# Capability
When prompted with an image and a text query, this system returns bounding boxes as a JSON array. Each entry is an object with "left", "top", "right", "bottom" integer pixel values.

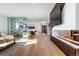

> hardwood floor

[{"left": 12, "top": 33, "right": 65, "bottom": 56}]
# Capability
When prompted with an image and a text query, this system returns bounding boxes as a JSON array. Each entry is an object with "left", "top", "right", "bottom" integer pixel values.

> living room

[
  {"left": 1, "top": 3, "right": 79, "bottom": 56},
  {"left": 0, "top": 3, "right": 56, "bottom": 56}
]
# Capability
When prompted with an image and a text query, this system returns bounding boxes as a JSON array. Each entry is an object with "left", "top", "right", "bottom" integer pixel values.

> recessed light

[{"left": 34, "top": 12, "right": 38, "bottom": 15}]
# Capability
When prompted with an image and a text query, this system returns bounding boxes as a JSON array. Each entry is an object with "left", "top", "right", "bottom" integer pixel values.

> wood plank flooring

[{"left": 12, "top": 33, "right": 65, "bottom": 56}]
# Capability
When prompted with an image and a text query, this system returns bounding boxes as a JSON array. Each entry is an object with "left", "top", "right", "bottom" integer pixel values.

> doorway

[{"left": 41, "top": 25, "right": 47, "bottom": 34}]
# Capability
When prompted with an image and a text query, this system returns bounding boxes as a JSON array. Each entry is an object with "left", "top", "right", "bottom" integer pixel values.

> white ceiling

[{"left": 0, "top": 3, "right": 55, "bottom": 21}]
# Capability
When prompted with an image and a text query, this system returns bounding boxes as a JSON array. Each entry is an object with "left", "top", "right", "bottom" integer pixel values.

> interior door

[{"left": 41, "top": 25, "right": 47, "bottom": 34}]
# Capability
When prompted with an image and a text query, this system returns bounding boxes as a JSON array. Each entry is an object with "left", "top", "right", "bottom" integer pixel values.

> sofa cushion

[
  {"left": 0, "top": 32, "right": 6, "bottom": 37},
  {"left": 0, "top": 37, "right": 5, "bottom": 44},
  {"left": 4, "top": 35, "right": 14, "bottom": 40},
  {"left": 0, "top": 35, "right": 15, "bottom": 44}
]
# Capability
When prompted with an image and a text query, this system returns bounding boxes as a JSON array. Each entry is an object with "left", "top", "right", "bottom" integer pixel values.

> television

[
  {"left": 28, "top": 26, "right": 35, "bottom": 29},
  {"left": 50, "top": 3, "right": 65, "bottom": 26}
]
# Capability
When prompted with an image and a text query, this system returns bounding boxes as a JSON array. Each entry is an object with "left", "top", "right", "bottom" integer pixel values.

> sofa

[{"left": 0, "top": 32, "right": 15, "bottom": 51}]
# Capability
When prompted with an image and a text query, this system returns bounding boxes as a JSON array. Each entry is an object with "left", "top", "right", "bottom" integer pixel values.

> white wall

[
  {"left": 26, "top": 20, "right": 42, "bottom": 33},
  {"left": 52, "top": 3, "right": 76, "bottom": 36},
  {"left": 52, "top": 3, "right": 76, "bottom": 30},
  {"left": 76, "top": 3, "right": 79, "bottom": 29},
  {"left": 0, "top": 15, "right": 7, "bottom": 34},
  {"left": 27, "top": 20, "right": 49, "bottom": 34},
  {"left": 30, "top": 21, "right": 41, "bottom": 33}
]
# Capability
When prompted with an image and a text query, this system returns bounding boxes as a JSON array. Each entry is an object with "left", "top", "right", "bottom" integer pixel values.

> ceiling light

[{"left": 34, "top": 12, "right": 38, "bottom": 15}]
